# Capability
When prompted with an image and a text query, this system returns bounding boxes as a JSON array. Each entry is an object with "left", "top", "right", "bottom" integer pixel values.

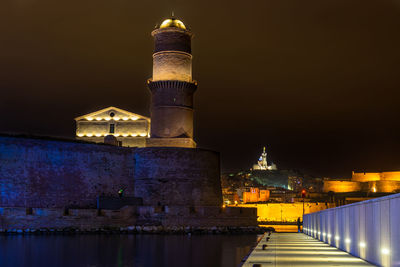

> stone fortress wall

[
  {"left": 323, "top": 181, "right": 362, "bottom": 193},
  {"left": 134, "top": 147, "right": 222, "bottom": 206},
  {"left": 0, "top": 135, "right": 223, "bottom": 209},
  {"left": 323, "top": 171, "right": 400, "bottom": 193},
  {"left": 0, "top": 135, "right": 135, "bottom": 208},
  {"left": 0, "top": 205, "right": 256, "bottom": 230},
  {"left": 0, "top": 135, "right": 257, "bottom": 228}
]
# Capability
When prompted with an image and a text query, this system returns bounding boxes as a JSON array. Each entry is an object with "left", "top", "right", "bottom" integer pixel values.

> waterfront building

[{"left": 75, "top": 106, "right": 150, "bottom": 147}]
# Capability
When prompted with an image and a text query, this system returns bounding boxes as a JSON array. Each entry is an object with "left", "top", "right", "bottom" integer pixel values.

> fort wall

[
  {"left": 380, "top": 171, "right": 400, "bottom": 181},
  {"left": 373, "top": 181, "right": 400, "bottom": 193},
  {"left": 351, "top": 172, "right": 381, "bottom": 182},
  {"left": 0, "top": 136, "right": 135, "bottom": 209},
  {"left": 323, "top": 181, "right": 361, "bottom": 193},
  {"left": 0, "top": 135, "right": 256, "bottom": 227},
  {"left": 322, "top": 171, "right": 400, "bottom": 194},
  {"left": 237, "top": 202, "right": 334, "bottom": 222},
  {"left": 134, "top": 147, "right": 222, "bottom": 206},
  {"left": 0, "top": 206, "right": 256, "bottom": 230}
]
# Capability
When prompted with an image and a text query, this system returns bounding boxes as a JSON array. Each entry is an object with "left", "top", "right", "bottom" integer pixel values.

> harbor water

[{"left": 0, "top": 234, "right": 258, "bottom": 267}]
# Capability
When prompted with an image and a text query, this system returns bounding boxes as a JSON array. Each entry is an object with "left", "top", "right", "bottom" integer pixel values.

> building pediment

[{"left": 75, "top": 107, "right": 150, "bottom": 122}]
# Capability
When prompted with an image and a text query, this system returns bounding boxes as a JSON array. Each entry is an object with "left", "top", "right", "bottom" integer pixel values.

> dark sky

[{"left": 1, "top": 0, "right": 400, "bottom": 177}]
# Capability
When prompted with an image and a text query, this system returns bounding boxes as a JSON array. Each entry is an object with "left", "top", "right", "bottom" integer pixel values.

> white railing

[{"left": 303, "top": 193, "right": 400, "bottom": 267}]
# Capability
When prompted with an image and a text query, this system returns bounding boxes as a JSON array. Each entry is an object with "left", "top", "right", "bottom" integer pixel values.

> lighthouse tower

[{"left": 146, "top": 17, "right": 197, "bottom": 148}]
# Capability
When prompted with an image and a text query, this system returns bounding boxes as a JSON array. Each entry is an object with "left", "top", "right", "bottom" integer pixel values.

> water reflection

[{"left": 0, "top": 234, "right": 257, "bottom": 267}]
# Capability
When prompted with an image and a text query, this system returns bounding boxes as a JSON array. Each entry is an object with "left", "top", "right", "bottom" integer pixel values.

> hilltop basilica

[{"left": 252, "top": 147, "right": 277, "bottom": 171}]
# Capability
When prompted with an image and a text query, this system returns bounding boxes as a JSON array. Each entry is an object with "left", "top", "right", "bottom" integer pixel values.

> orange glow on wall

[{"left": 235, "top": 202, "right": 333, "bottom": 222}]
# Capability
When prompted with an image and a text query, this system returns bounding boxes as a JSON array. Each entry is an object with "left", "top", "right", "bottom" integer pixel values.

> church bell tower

[{"left": 146, "top": 17, "right": 197, "bottom": 148}]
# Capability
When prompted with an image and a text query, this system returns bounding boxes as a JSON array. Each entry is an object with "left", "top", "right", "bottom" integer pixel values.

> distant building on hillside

[
  {"left": 252, "top": 147, "right": 277, "bottom": 171},
  {"left": 75, "top": 106, "right": 150, "bottom": 147}
]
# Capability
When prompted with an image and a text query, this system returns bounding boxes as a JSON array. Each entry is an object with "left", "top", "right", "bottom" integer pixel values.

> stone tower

[{"left": 146, "top": 18, "right": 197, "bottom": 148}]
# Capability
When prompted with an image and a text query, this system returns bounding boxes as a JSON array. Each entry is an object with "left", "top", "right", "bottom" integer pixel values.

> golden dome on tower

[{"left": 159, "top": 18, "right": 186, "bottom": 30}]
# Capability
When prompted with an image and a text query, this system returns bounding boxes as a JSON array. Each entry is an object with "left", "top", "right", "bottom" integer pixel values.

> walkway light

[
  {"left": 335, "top": 236, "right": 340, "bottom": 240},
  {"left": 359, "top": 242, "right": 366, "bottom": 248},
  {"left": 328, "top": 234, "right": 332, "bottom": 238},
  {"left": 381, "top": 248, "right": 390, "bottom": 255},
  {"left": 345, "top": 238, "right": 351, "bottom": 244}
]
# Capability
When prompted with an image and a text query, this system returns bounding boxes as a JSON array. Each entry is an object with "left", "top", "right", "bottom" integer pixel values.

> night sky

[{"left": 1, "top": 0, "right": 400, "bottom": 177}]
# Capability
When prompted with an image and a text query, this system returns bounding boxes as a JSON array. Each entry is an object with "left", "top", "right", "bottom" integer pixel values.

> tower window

[
  {"left": 109, "top": 112, "right": 115, "bottom": 117},
  {"left": 109, "top": 124, "right": 115, "bottom": 134}
]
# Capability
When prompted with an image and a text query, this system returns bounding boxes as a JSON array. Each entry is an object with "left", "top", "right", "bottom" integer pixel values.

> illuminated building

[
  {"left": 242, "top": 187, "right": 270, "bottom": 203},
  {"left": 323, "top": 171, "right": 400, "bottom": 193},
  {"left": 75, "top": 106, "right": 150, "bottom": 147},
  {"left": 252, "top": 147, "right": 277, "bottom": 170},
  {"left": 146, "top": 17, "right": 198, "bottom": 148},
  {"left": 288, "top": 176, "right": 303, "bottom": 192}
]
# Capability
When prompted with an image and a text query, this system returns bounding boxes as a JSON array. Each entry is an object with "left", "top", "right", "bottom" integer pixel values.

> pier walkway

[{"left": 242, "top": 233, "right": 375, "bottom": 267}]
